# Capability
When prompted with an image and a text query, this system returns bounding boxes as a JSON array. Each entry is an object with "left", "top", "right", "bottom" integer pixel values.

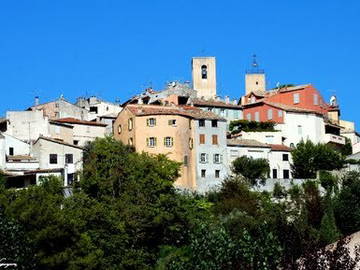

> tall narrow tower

[
  {"left": 245, "top": 55, "right": 266, "bottom": 95},
  {"left": 192, "top": 57, "right": 217, "bottom": 99}
]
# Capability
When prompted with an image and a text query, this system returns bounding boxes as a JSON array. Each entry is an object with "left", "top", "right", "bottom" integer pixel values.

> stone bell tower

[{"left": 192, "top": 57, "right": 217, "bottom": 100}]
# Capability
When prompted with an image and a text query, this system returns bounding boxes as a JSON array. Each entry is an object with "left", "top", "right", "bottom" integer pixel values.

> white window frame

[
  {"left": 200, "top": 153, "right": 208, "bottom": 163},
  {"left": 278, "top": 110, "right": 283, "bottom": 117},
  {"left": 146, "top": 137, "right": 157, "bottom": 148},
  {"left": 247, "top": 113, "right": 251, "bottom": 121},
  {"left": 213, "top": 154, "right": 222, "bottom": 164},
  {"left": 293, "top": 93, "right": 300, "bottom": 104},
  {"left": 255, "top": 111, "right": 260, "bottom": 122},
  {"left": 164, "top": 137, "right": 174, "bottom": 147},
  {"left": 267, "top": 109, "right": 273, "bottom": 120},
  {"left": 313, "top": 94, "right": 319, "bottom": 105},
  {"left": 147, "top": 118, "right": 156, "bottom": 127}
]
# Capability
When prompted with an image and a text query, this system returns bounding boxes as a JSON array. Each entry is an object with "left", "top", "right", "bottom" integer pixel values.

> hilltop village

[{"left": 1, "top": 56, "right": 359, "bottom": 192}]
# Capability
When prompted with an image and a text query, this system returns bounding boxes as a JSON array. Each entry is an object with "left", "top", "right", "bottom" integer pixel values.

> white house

[
  {"left": 226, "top": 138, "right": 293, "bottom": 179},
  {"left": 194, "top": 118, "right": 228, "bottom": 193},
  {"left": 75, "top": 96, "right": 122, "bottom": 121},
  {"left": 32, "top": 136, "right": 83, "bottom": 186},
  {"left": 4, "top": 110, "right": 50, "bottom": 142},
  {"left": 51, "top": 118, "right": 107, "bottom": 146}
]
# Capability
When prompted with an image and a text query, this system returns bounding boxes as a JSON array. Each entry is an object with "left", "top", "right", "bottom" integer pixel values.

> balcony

[{"left": 324, "top": 133, "right": 345, "bottom": 145}]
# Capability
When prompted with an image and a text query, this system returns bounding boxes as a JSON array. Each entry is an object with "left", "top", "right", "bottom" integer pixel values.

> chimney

[
  {"left": 34, "top": 96, "right": 39, "bottom": 106},
  {"left": 225, "top": 96, "right": 230, "bottom": 104}
]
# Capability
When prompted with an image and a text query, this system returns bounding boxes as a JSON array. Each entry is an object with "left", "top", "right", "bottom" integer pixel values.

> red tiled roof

[
  {"left": 191, "top": 98, "right": 242, "bottom": 109},
  {"left": 54, "top": 118, "right": 107, "bottom": 127},
  {"left": 265, "top": 101, "right": 324, "bottom": 115},
  {"left": 268, "top": 144, "right": 292, "bottom": 152},
  {"left": 126, "top": 105, "right": 226, "bottom": 121},
  {"left": 35, "top": 136, "right": 84, "bottom": 150},
  {"left": 227, "top": 138, "right": 271, "bottom": 148}
]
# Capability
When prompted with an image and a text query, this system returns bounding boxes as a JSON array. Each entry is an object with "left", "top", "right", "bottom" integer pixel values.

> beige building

[
  {"left": 52, "top": 118, "right": 107, "bottom": 146},
  {"left": 114, "top": 104, "right": 226, "bottom": 190},
  {"left": 28, "top": 96, "right": 88, "bottom": 120},
  {"left": 192, "top": 57, "right": 217, "bottom": 100},
  {"left": 49, "top": 121, "right": 74, "bottom": 144}
]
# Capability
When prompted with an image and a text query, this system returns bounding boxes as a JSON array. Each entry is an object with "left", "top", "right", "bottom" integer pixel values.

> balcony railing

[{"left": 324, "top": 133, "right": 345, "bottom": 145}]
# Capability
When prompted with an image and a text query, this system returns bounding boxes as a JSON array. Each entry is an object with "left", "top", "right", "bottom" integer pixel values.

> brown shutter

[
  {"left": 212, "top": 135, "right": 218, "bottom": 145},
  {"left": 199, "top": 134, "right": 205, "bottom": 144}
]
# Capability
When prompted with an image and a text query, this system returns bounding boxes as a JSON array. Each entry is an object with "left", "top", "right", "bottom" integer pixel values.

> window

[
  {"left": 184, "top": 155, "right": 188, "bottom": 166},
  {"left": 128, "top": 138, "right": 133, "bottom": 146},
  {"left": 278, "top": 110, "right": 283, "bottom": 117},
  {"left": 212, "top": 135, "right": 218, "bottom": 145},
  {"left": 55, "top": 102, "right": 59, "bottom": 108},
  {"left": 215, "top": 170, "right": 220, "bottom": 178},
  {"left": 199, "top": 119, "right": 205, "bottom": 127},
  {"left": 211, "top": 120, "right": 218, "bottom": 127},
  {"left": 199, "top": 134, "right": 205, "bottom": 144},
  {"left": 234, "top": 110, "right": 239, "bottom": 119},
  {"left": 255, "top": 111, "right": 260, "bottom": 122},
  {"left": 230, "top": 150, "right": 238, "bottom": 157},
  {"left": 290, "top": 143, "right": 295, "bottom": 149},
  {"left": 247, "top": 113, "right": 251, "bottom": 121},
  {"left": 201, "top": 65, "right": 207, "bottom": 79},
  {"left": 65, "top": 154, "right": 73, "bottom": 164},
  {"left": 164, "top": 137, "right": 174, "bottom": 147},
  {"left": 220, "top": 109, "right": 225, "bottom": 116},
  {"left": 118, "top": 125, "right": 122, "bottom": 134},
  {"left": 86, "top": 126, "right": 90, "bottom": 133},
  {"left": 128, "top": 118, "right": 133, "bottom": 131},
  {"left": 73, "top": 140, "right": 79, "bottom": 145},
  {"left": 251, "top": 96, "right": 256, "bottom": 103},
  {"left": 146, "top": 137, "right": 157, "bottom": 147},
  {"left": 272, "top": 169, "right": 277, "bottom": 179},
  {"left": 293, "top": 93, "right": 300, "bottom": 104},
  {"left": 89, "top": 106, "right": 98, "bottom": 113},
  {"left": 147, "top": 118, "right": 156, "bottom": 127},
  {"left": 67, "top": 173, "right": 75, "bottom": 185},
  {"left": 49, "top": 154, "right": 58, "bottom": 164},
  {"left": 265, "top": 135, "right": 274, "bottom": 144},
  {"left": 55, "top": 126, "right": 60, "bottom": 134},
  {"left": 189, "top": 138, "right": 194, "bottom": 149},
  {"left": 168, "top": 119, "right": 176, "bottom": 126},
  {"left": 267, "top": 109, "right": 273, "bottom": 120},
  {"left": 298, "top": 125, "right": 303, "bottom": 136},
  {"left": 200, "top": 153, "right": 208, "bottom": 163},
  {"left": 9, "top": 147, "right": 14, "bottom": 156},
  {"left": 282, "top": 154, "right": 289, "bottom": 161},
  {"left": 213, "top": 154, "right": 222, "bottom": 164},
  {"left": 201, "top": 169, "right": 206, "bottom": 178},
  {"left": 283, "top": 169, "right": 290, "bottom": 179},
  {"left": 313, "top": 94, "right": 319, "bottom": 105}
]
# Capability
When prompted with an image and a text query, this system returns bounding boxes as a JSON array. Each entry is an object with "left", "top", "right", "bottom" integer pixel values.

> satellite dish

[{"left": 330, "top": 95, "right": 337, "bottom": 106}]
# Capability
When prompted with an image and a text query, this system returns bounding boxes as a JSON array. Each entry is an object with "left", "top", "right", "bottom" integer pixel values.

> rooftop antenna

[
  {"left": 252, "top": 54, "right": 258, "bottom": 68},
  {"left": 246, "top": 54, "right": 264, "bottom": 74}
]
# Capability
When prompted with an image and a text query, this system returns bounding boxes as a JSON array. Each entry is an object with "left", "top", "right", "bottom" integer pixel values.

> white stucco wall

[
  {"left": 279, "top": 112, "right": 326, "bottom": 147},
  {"left": 32, "top": 138, "right": 83, "bottom": 171},
  {"left": 6, "top": 111, "right": 50, "bottom": 141},
  {"left": 71, "top": 124, "right": 106, "bottom": 146},
  {"left": 194, "top": 119, "right": 228, "bottom": 193},
  {"left": 227, "top": 145, "right": 271, "bottom": 168},
  {"left": 268, "top": 150, "right": 292, "bottom": 179},
  {"left": 240, "top": 131, "right": 283, "bottom": 145}
]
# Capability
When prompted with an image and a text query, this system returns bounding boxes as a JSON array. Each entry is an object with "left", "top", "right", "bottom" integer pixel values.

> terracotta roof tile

[
  {"left": 227, "top": 138, "right": 271, "bottom": 148},
  {"left": 35, "top": 136, "right": 84, "bottom": 150},
  {"left": 126, "top": 105, "right": 226, "bottom": 121},
  {"left": 268, "top": 144, "right": 292, "bottom": 152},
  {"left": 54, "top": 118, "right": 107, "bottom": 127},
  {"left": 191, "top": 98, "right": 242, "bottom": 109}
]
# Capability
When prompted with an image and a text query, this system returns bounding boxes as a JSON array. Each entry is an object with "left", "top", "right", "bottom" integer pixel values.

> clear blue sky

[{"left": 1, "top": 0, "right": 359, "bottom": 128}]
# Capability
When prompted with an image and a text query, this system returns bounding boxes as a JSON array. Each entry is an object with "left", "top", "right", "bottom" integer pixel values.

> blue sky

[{"left": 0, "top": 0, "right": 359, "bottom": 127}]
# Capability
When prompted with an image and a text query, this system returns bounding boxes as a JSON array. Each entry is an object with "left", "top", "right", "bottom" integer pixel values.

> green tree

[
  {"left": 291, "top": 140, "right": 345, "bottom": 179},
  {"left": 334, "top": 171, "right": 360, "bottom": 235},
  {"left": 232, "top": 156, "right": 270, "bottom": 186}
]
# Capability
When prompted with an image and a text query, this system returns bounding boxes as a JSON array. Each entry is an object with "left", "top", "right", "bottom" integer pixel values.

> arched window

[{"left": 201, "top": 65, "right": 207, "bottom": 79}]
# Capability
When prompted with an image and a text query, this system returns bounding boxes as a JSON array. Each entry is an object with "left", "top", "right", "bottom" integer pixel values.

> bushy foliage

[
  {"left": 229, "top": 119, "right": 276, "bottom": 133},
  {"left": 1, "top": 137, "right": 359, "bottom": 269},
  {"left": 291, "top": 140, "right": 345, "bottom": 178},
  {"left": 232, "top": 156, "right": 270, "bottom": 185}
]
